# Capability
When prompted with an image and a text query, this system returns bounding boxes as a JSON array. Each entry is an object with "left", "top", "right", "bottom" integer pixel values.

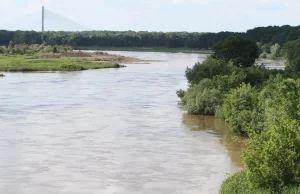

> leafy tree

[
  {"left": 268, "top": 43, "right": 281, "bottom": 59},
  {"left": 212, "top": 36, "right": 259, "bottom": 68},
  {"left": 181, "top": 72, "right": 246, "bottom": 116},
  {"left": 282, "top": 39, "right": 300, "bottom": 72},
  {"left": 0, "top": 46, "right": 6, "bottom": 54},
  {"left": 243, "top": 118, "right": 300, "bottom": 191},
  {"left": 223, "top": 83, "right": 258, "bottom": 135},
  {"left": 182, "top": 79, "right": 221, "bottom": 115},
  {"left": 185, "top": 57, "right": 235, "bottom": 85},
  {"left": 259, "top": 52, "right": 267, "bottom": 59}
]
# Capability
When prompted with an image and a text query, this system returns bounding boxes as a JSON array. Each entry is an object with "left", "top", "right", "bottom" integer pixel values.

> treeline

[
  {"left": 0, "top": 24, "right": 299, "bottom": 49},
  {"left": 178, "top": 36, "right": 300, "bottom": 193},
  {"left": 0, "top": 41, "right": 72, "bottom": 55}
]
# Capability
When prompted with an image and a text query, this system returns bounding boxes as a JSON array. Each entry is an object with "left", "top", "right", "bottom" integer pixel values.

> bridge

[{"left": 1, "top": 7, "right": 89, "bottom": 32}]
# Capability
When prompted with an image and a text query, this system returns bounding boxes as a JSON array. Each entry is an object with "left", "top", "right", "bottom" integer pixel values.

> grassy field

[
  {"left": 0, "top": 54, "right": 124, "bottom": 72},
  {"left": 220, "top": 171, "right": 300, "bottom": 194},
  {"left": 76, "top": 46, "right": 213, "bottom": 54}
]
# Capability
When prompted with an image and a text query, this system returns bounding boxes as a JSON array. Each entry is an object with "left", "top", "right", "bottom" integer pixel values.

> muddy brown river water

[{"left": 0, "top": 51, "right": 246, "bottom": 194}]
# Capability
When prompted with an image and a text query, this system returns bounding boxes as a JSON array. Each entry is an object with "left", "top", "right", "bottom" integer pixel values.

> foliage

[
  {"left": 259, "top": 52, "right": 267, "bottom": 59},
  {"left": 182, "top": 79, "right": 221, "bottom": 115},
  {"left": 185, "top": 57, "right": 235, "bottom": 85},
  {"left": 243, "top": 119, "right": 300, "bottom": 191},
  {"left": 1, "top": 25, "right": 300, "bottom": 50},
  {"left": 268, "top": 43, "right": 281, "bottom": 59},
  {"left": 1, "top": 42, "right": 72, "bottom": 55},
  {"left": 282, "top": 39, "right": 300, "bottom": 72},
  {"left": 222, "top": 83, "right": 258, "bottom": 136},
  {"left": 243, "top": 65, "right": 283, "bottom": 86},
  {"left": 0, "top": 54, "right": 124, "bottom": 72},
  {"left": 220, "top": 171, "right": 300, "bottom": 194},
  {"left": 176, "top": 89, "right": 186, "bottom": 99},
  {"left": 182, "top": 71, "right": 246, "bottom": 115},
  {"left": 212, "top": 36, "right": 259, "bottom": 67}
]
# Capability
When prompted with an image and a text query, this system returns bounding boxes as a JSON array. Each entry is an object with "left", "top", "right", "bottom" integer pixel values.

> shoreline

[{"left": 76, "top": 46, "right": 213, "bottom": 54}]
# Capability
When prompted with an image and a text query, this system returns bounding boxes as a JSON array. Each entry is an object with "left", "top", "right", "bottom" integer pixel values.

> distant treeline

[{"left": 0, "top": 25, "right": 300, "bottom": 49}]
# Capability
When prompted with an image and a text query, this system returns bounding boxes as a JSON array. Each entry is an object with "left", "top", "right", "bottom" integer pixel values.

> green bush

[
  {"left": 223, "top": 83, "right": 258, "bottom": 136},
  {"left": 282, "top": 39, "right": 300, "bottom": 72},
  {"left": 212, "top": 71, "right": 246, "bottom": 93},
  {"left": 185, "top": 57, "right": 234, "bottom": 85},
  {"left": 181, "top": 71, "right": 246, "bottom": 116},
  {"left": 259, "top": 52, "right": 268, "bottom": 59},
  {"left": 60, "top": 64, "right": 84, "bottom": 71},
  {"left": 182, "top": 79, "right": 221, "bottom": 115},
  {"left": 220, "top": 171, "right": 300, "bottom": 194},
  {"left": 243, "top": 119, "right": 300, "bottom": 191}
]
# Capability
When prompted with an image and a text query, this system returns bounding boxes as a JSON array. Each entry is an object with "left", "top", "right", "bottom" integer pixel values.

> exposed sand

[{"left": 40, "top": 51, "right": 163, "bottom": 64}]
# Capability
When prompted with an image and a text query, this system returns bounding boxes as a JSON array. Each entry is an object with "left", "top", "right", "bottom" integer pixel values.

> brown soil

[
  {"left": 61, "top": 51, "right": 92, "bottom": 57},
  {"left": 39, "top": 51, "right": 163, "bottom": 64}
]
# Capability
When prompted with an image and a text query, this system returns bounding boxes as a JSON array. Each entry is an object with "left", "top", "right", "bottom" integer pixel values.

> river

[{"left": 0, "top": 51, "right": 244, "bottom": 194}]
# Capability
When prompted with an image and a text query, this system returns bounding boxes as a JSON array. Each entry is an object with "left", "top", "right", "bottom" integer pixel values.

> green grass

[
  {"left": 0, "top": 54, "right": 124, "bottom": 72},
  {"left": 220, "top": 171, "right": 300, "bottom": 194},
  {"left": 76, "top": 46, "right": 213, "bottom": 54}
]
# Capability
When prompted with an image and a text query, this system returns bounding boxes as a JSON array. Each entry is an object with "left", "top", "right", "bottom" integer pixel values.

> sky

[{"left": 0, "top": 0, "right": 299, "bottom": 32}]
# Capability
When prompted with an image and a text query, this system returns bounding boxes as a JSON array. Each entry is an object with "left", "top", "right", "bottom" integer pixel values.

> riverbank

[{"left": 76, "top": 46, "right": 213, "bottom": 54}]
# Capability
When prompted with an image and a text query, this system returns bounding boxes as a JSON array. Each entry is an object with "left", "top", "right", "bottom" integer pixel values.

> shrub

[
  {"left": 220, "top": 171, "right": 300, "bottom": 194},
  {"left": 282, "top": 39, "right": 300, "bottom": 72},
  {"left": 60, "top": 64, "right": 84, "bottom": 71},
  {"left": 212, "top": 71, "right": 246, "bottom": 93},
  {"left": 243, "top": 119, "right": 300, "bottom": 191},
  {"left": 182, "top": 79, "right": 221, "bottom": 115},
  {"left": 185, "top": 57, "right": 233, "bottom": 85},
  {"left": 259, "top": 52, "right": 268, "bottom": 59},
  {"left": 223, "top": 83, "right": 258, "bottom": 135},
  {"left": 176, "top": 89, "right": 185, "bottom": 99}
]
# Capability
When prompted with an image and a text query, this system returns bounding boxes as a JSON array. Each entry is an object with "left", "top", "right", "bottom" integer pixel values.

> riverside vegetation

[
  {"left": 1, "top": 25, "right": 300, "bottom": 51},
  {"left": 177, "top": 36, "right": 300, "bottom": 193},
  {"left": 0, "top": 42, "right": 124, "bottom": 72}
]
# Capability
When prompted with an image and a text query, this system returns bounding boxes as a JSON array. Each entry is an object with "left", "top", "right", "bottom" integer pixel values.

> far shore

[{"left": 76, "top": 46, "right": 214, "bottom": 54}]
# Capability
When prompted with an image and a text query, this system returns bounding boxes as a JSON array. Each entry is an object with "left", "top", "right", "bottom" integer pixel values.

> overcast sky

[{"left": 0, "top": 0, "right": 299, "bottom": 32}]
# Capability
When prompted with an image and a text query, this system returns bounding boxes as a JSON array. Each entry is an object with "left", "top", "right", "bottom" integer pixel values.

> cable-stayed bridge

[{"left": 1, "top": 7, "right": 89, "bottom": 31}]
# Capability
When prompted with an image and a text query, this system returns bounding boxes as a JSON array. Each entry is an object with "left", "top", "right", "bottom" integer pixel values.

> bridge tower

[{"left": 42, "top": 6, "right": 45, "bottom": 32}]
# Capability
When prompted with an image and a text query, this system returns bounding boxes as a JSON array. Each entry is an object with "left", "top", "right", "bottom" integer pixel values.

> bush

[
  {"left": 243, "top": 119, "right": 300, "bottom": 191},
  {"left": 282, "top": 39, "right": 300, "bottom": 72},
  {"left": 0, "top": 46, "right": 6, "bottom": 54},
  {"left": 223, "top": 83, "right": 258, "bottom": 136},
  {"left": 182, "top": 79, "right": 221, "bottom": 115},
  {"left": 259, "top": 52, "right": 268, "bottom": 59},
  {"left": 176, "top": 89, "right": 185, "bottom": 99},
  {"left": 185, "top": 57, "right": 233, "bottom": 85},
  {"left": 220, "top": 171, "right": 300, "bottom": 194},
  {"left": 60, "top": 64, "right": 84, "bottom": 71}
]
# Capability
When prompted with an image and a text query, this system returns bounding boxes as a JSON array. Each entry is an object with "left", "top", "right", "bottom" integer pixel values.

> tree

[
  {"left": 268, "top": 43, "right": 281, "bottom": 59},
  {"left": 222, "top": 83, "right": 258, "bottom": 135},
  {"left": 243, "top": 119, "right": 300, "bottom": 191},
  {"left": 185, "top": 57, "right": 234, "bottom": 85},
  {"left": 182, "top": 78, "right": 221, "bottom": 115},
  {"left": 8, "top": 40, "right": 15, "bottom": 53},
  {"left": 0, "top": 46, "right": 6, "bottom": 54},
  {"left": 282, "top": 39, "right": 300, "bottom": 72},
  {"left": 212, "top": 36, "right": 259, "bottom": 67}
]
